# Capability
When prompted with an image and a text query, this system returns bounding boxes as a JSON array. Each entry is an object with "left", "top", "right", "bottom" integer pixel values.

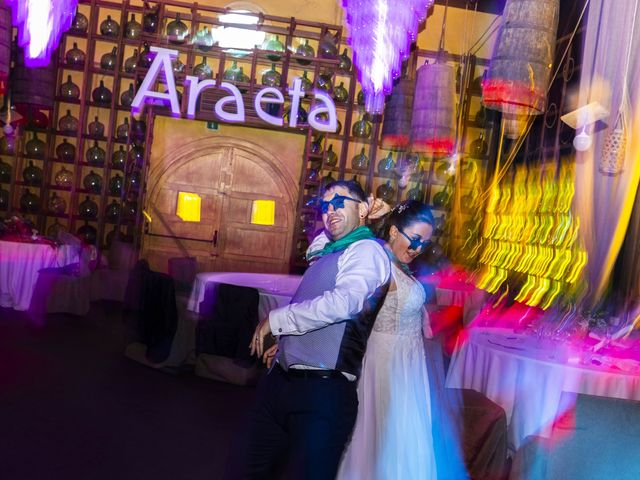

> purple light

[
  {"left": 8, "top": 0, "right": 77, "bottom": 67},
  {"left": 342, "top": 0, "right": 433, "bottom": 113}
]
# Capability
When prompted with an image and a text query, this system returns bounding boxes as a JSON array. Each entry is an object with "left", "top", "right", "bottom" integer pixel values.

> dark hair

[
  {"left": 376, "top": 200, "right": 435, "bottom": 240},
  {"left": 324, "top": 180, "right": 367, "bottom": 202}
]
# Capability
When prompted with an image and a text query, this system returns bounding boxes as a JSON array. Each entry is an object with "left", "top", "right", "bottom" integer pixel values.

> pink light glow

[
  {"left": 342, "top": 0, "right": 433, "bottom": 113},
  {"left": 8, "top": 0, "right": 77, "bottom": 67}
]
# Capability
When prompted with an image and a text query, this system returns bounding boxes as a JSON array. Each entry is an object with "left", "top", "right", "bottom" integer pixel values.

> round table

[
  {"left": 187, "top": 272, "right": 303, "bottom": 320},
  {"left": 0, "top": 240, "right": 79, "bottom": 311},
  {"left": 445, "top": 327, "right": 640, "bottom": 450}
]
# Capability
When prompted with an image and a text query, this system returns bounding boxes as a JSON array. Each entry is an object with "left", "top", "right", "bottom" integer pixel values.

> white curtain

[{"left": 573, "top": 0, "right": 640, "bottom": 306}]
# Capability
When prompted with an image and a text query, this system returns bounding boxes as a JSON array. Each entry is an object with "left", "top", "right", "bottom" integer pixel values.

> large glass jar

[
  {"left": 65, "top": 42, "right": 85, "bottom": 66},
  {"left": 351, "top": 148, "right": 369, "bottom": 170},
  {"left": 60, "top": 75, "right": 80, "bottom": 99},
  {"left": 139, "top": 42, "right": 154, "bottom": 68},
  {"left": 56, "top": 138, "right": 76, "bottom": 163},
  {"left": 124, "top": 49, "right": 138, "bottom": 73},
  {"left": 124, "top": 13, "right": 142, "bottom": 40},
  {"left": 77, "top": 222, "right": 97, "bottom": 245},
  {"left": 70, "top": 10, "right": 88, "bottom": 34},
  {"left": 100, "top": 47, "right": 118, "bottom": 71},
  {"left": 143, "top": 5, "right": 159, "bottom": 33},
  {"left": 376, "top": 180, "right": 396, "bottom": 204},
  {"left": 78, "top": 196, "right": 98, "bottom": 219},
  {"left": 377, "top": 152, "right": 396, "bottom": 175},
  {"left": 100, "top": 15, "right": 120, "bottom": 37},
  {"left": 333, "top": 82, "right": 349, "bottom": 103},
  {"left": 166, "top": 13, "right": 188, "bottom": 44},
  {"left": 58, "top": 109, "right": 79, "bottom": 134},
  {"left": 0, "top": 185, "right": 8, "bottom": 210},
  {"left": 25, "top": 133, "right": 46, "bottom": 158},
  {"left": 22, "top": 161, "right": 43, "bottom": 185},
  {"left": 261, "top": 63, "right": 281, "bottom": 87},
  {"left": 0, "top": 158, "right": 11, "bottom": 182},
  {"left": 20, "top": 189, "right": 40, "bottom": 213},
  {"left": 111, "top": 146, "right": 126, "bottom": 170},
  {"left": 47, "top": 218, "right": 67, "bottom": 239},
  {"left": 195, "top": 26, "right": 214, "bottom": 52},
  {"left": 129, "top": 145, "right": 144, "bottom": 168},
  {"left": 54, "top": 166, "right": 73, "bottom": 188},
  {"left": 48, "top": 192, "right": 67, "bottom": 214},
  {"left": 193, "top": 57, "right": 213, "bottom": 80},
  {"left": 338, "top": 48, "right": 352, "bottom": 73},
  {"left": 109, "top": 173, "right": 124, "bottom": 196},
  {"left": 318, "top": 32, "right": 338, "bottom": 59},
  {"left": 120, "top": 84, "right": 135, "bottom": 108},
  {"left": 116, "top": 118, "right": 130, "bottom": 141},
  {"left": 262, "top": 35, "right": 285, "bottom": 61},
  {"left": 83, "top": 170, "right": 103, "bottom": 194},
  {"left": 325, "top": 145, "right": 338, "bottom": 167},
  {"left": 105, "top": 200, "right": 122, "bottom": 221},
  {"left": 296, "top": 39, "right": 315, "bottom": 65},
  {"left": 352, "top": 114, "right": 372, "bottom": 139},
  {"left": 86, "top": 141, "right": 106, "bottom": 166},
  {"left": 87, "top": 116, "right": 105, "bottom": 138},
  {"left": 92, "top": 80, "right": 112, "bottom": 105}
]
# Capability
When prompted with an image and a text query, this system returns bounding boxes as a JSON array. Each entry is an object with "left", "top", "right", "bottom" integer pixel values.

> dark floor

[{"left": 0, "top": 302, "right": 256, "bottom": 480}]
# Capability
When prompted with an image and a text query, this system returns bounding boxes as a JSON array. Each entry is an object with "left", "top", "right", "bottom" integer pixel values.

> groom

[{"left": 243, "top": 180, "right": 390, "bottom": 479}]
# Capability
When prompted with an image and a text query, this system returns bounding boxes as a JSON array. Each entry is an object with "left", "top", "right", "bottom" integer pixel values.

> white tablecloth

[
  {"left": 0, "top": 240, "right": 79, "bottom": 311},
  {"left": 446, "top": 327, "right": 640, "bottom": 450},
  {"left": 187, "top": 272, "right": 302, "bottom": 319}
]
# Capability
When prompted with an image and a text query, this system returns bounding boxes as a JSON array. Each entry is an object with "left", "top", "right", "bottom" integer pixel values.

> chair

[
  {"left": 30, "top": 245, "right": 93, "bottom": 316},
  {"left": 194, "top": 282, "right": 262, "bottom": 386},
  {"left": 510, "top": 393, "right": 640, "bottom": 480},
  {"left": 168, "top": 256, "right": 197, "bottom": 294},
  {"left": 436, "top": 388, "right": 509, "bottom": 480},
  {"left": 123, "top": 260, "right": 180, "bottom": 365},
  {"left": 90, "top": 239, "right": 137, "bottom": 302}
]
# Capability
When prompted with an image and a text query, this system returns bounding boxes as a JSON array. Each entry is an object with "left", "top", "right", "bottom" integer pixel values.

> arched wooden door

[{"left": 142, "top": 137, "right": 297, "bottom": 274}]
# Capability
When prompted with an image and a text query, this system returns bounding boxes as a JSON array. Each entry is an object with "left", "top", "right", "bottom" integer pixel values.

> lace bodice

[{"left": 373, "top": 263, "right": 426, "bottom": 335}]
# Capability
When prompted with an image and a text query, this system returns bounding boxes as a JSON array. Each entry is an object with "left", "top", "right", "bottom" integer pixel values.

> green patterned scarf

[{"left": 306, "top": 225, "right": 375, "bottom": 261}]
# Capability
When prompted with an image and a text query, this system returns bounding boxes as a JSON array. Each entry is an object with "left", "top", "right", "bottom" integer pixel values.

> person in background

[
  {"left": 243, "top": 180, "right": 391, "bottom": 480},
  {"left": 337, "top": 200, "right": 439, "bottom": 480}
]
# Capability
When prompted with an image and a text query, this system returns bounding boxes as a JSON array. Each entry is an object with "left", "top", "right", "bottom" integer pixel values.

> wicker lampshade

[
  {"left": 11, "top": 46, "right": 57, "bottom": 109},
  {"left": 410, "top": 57, "right": 456, "bottom": 155},
  {"left": 381, "top": 77, "right": 415, "bottom": 151},
  {"left": 482, "top": 0, "right": 560, "bottom": 118}
]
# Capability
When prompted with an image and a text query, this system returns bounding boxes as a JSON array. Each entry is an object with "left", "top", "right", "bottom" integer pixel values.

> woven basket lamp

[
  {"left": 381, "top": 76, "right": 416, "bottom": 151},
  {"left": 410, "top": 56, "right": 456, "bottom": 156},
  {"left": 482, "top": 0, "right": 560, "bottom": 137}
]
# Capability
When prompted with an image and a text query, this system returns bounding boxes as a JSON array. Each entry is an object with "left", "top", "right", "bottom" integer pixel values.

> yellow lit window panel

[
  {"left": 251, "top": 200, "right": 275, "bottom": 225},
  {"left": 176, "top": 192, "right": 202, "bottom": 222}
]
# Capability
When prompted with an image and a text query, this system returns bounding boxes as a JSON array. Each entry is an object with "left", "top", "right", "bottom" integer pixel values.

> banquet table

[
  {"left": 0, "top": 239, "right": 79, "bottom": 311},
  {"left": 445, "top": 327, "right": 640, "bottom": 450},
  {"left": 187, "top": 272, "right": 303, "bottom": 319}
]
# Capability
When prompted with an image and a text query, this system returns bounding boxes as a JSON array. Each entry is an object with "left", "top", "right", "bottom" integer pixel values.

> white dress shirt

[{"left": 269, "top": 237, "right": 390, "bottom": 336}]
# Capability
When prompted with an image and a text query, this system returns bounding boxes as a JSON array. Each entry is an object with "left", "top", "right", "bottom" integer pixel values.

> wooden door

[
  {"left": 142, "top": 140, "right": 296, "bottom": 274},
  {"left": 215, "top": 146, "right": 293, "bottom": 273},
  {"left": 142, "top": 149, "right": 226, "bottom": 273}
]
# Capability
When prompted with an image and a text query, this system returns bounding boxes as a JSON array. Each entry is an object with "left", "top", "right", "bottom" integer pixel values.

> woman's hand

[{"left": 366, "top": 195, "right": 391, "bottom": 220}]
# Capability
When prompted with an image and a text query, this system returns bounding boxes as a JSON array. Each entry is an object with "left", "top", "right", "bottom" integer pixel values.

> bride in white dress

[{"left": 337, "top": 200, "right": 438, "bottom": 480}]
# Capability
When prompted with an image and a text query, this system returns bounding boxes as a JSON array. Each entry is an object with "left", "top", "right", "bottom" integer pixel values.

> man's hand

[
  {"left": 262, "top": 344, "right": 278, "bottom": 368},
  {"left": 366, "top": 195, "right": 391, "bottom": 220},
  {"left": 249, "top": 317, "right": 272, "bottom": 357}
]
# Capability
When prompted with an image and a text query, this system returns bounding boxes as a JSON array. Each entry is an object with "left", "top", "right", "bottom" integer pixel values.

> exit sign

[{"left": 206, "top": 121, "right": 219, "bottom": 131}]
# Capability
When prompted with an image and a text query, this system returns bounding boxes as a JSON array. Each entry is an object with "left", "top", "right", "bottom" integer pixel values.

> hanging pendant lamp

[
  {"left": 381, "top": 64, "right": 416, "bottom": 151},
  {"left": 342, "top": 0, "right": 434, "bottom": 114},
  {"left": 482, "top": 0, "right": 560, "bottom": 127}
]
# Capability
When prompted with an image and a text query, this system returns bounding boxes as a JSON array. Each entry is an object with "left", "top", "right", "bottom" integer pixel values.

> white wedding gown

[{"left": 337, "top": 263, "right": 438, "bottom": 480}]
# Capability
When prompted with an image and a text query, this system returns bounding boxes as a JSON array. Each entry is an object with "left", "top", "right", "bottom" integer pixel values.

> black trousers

[{"left": 239, "top": 365, "right": 358, "bottom": 480}]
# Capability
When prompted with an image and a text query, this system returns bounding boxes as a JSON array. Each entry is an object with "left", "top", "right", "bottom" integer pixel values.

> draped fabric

[{"left": 574, "top": 0, "right": 640, "bottom": 308}]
